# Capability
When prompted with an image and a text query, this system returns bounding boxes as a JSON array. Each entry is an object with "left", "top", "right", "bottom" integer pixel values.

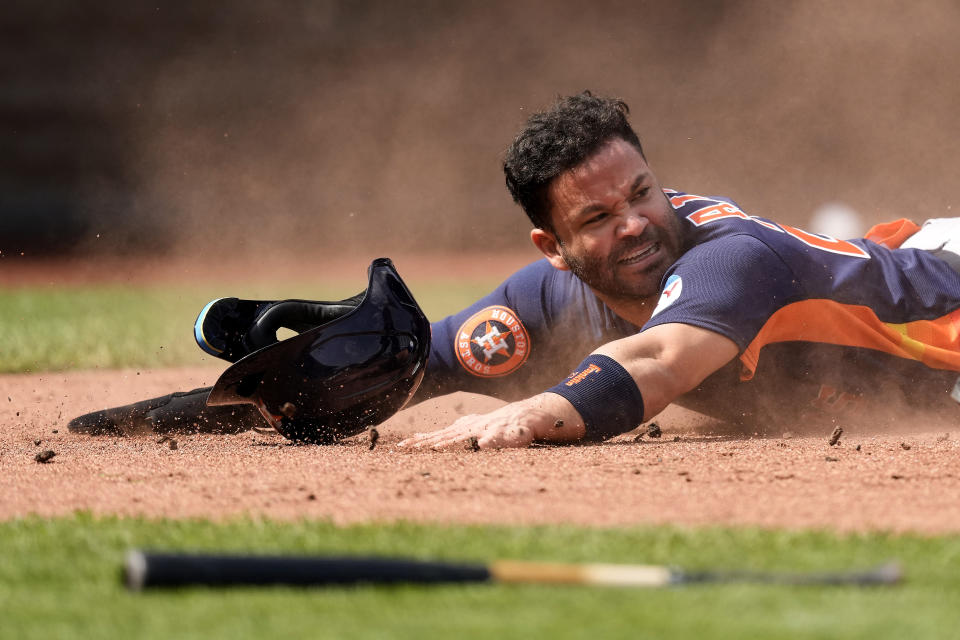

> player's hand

[{"left": 396, "top": 394, "right": 585, "bottom": 450}]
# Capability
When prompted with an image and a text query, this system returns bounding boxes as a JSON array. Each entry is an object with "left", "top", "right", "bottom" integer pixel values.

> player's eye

[
  {"left": 631, "top": 187, "right": 650, "bottom": 202},
  {"left": 585, "top": 212, "right": 608, "bottom": 225}
]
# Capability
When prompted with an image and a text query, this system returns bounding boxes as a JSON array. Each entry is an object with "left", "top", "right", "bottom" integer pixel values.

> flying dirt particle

[
  {"left": 829, "top": 426, "right": 843, "bottom": 446},
  {"left": 538, "top": 487, "right": 547, "bottom": 493},
  {"left": 673, "top": 436, "right": 681, "bottom": 442},
  {"left": 554, "top": 419, "right": 564, "bottom": 429},
  {"left": 647, "top": 423, "right": 662, "bottom": 438},
  {"left": 307, "top": 493, "right": 316, "bottom": 501},
  {"left": 678, "top": 470, "right": 689, "bottom": 476},
  {"left": 33, "top": 439, "right": 41, "bottom": 446},
  {"left": 15, "top": 412, "right": 19, "bottom": 417},
  {"left": 52, "top": 429, "right": 58, "bottom": 434},
  {"left": 468, "top": 436, "right": 480, "bottom": 451},
  {"left": 774, "top": 473, "right": 794, "bottom": 480},
  {"left": 891, "top": 474, "right": 904, "bottom": 480},
  {"left": 825, "top": 456, "right": 839, "bottom": 462},
  {"left": 900, "top": 442, "right": 912, "bottom": 450},
  {"left": 633, "top": 433, "right": 644, "bottom": 443},
  {"left": 368, "top": 427, "right": 379, "bottom": 450},
  {"left": 279, "top": 402, "right": 297, "bottom": 419},
  {"left": 168, "top": 439, "right": 178, "bottom": 450},
  {"left": 632, "top": 469, "right": 642, "bottom": 474},
  {"left": 856, "top": 444, "right": 862, "bottom": 451},
  {"left": 34, "top": 450, "right": 56, "bottom": 463}
]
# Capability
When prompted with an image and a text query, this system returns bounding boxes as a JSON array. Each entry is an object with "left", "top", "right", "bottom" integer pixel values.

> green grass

[
  {"left": 0, "top": 279, "right": 498, "bottom": 373},
  {"left": 1, "top": 514, "right": 958, "bottom": 639}
]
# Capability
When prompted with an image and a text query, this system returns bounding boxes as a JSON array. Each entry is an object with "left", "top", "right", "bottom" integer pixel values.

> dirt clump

[{"left": 829, "top": 426, "right": 843, "bottom": 446}]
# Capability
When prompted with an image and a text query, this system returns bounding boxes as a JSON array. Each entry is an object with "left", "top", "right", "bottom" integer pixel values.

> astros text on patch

[{"left": 455, "top": 305, "right": 530, "bottom": 377}]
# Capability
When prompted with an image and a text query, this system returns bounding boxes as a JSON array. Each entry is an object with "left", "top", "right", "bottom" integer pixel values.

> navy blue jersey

[
  {"left": 418, "top": 259, "right": 638, "bottom": 400},
  {"left": 418, "top": 190, "right": 960, "bottom": 432}
]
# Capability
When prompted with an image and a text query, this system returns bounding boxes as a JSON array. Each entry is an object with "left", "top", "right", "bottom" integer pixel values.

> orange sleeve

[{"left": 864, "top": 218, "right": 922, "bottom": 249}]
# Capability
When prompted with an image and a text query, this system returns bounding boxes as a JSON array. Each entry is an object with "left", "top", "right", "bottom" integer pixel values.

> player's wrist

[
  {"left": 522, "top": 393, "right": 586, "bottom": 442},
  {"left": 545, "top": 354, "right": 645, "bottom": 441}
]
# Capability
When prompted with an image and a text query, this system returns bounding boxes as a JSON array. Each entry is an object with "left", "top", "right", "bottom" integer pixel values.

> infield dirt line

[{"left": 2, "top": 367, "right": 958, "bottom": 533}]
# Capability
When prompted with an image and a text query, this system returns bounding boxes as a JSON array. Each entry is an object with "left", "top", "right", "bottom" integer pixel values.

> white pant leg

[{"left": 900, "top": 218, "right": 960, "bottom": 257}]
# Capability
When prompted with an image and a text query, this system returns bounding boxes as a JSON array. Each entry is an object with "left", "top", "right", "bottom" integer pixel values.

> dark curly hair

[{"left": 503, "top": 92, "right": 644, "bottom": 232}]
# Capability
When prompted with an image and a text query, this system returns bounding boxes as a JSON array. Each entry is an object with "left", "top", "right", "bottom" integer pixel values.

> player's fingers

[
  {"left": 413, "top": 419, "right": 485, "bottom": 450},
  {"left": 397, "top": 433, "right": 440, "bottom": 448},
  {"left": 423, "top": 424, "right": 482, "bottom": 449},
  {"left": 397, "top": 433, "right": 433, "bottom": 448},
  {"left": 425, "top": 431, "right": 478, "bottom": 450},
  {"left": 397, "top": 419, "right": 478, "bottom": 449},
  {"left": 477, "top": 425, "right": 535, "bottom": 450},
  {"left": 424, "top": 424, "right": 519, "bottom": 450}
]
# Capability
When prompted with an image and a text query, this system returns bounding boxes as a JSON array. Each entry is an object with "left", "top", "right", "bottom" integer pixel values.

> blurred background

[{"left": 3, "top": 0, "right": 959, "bottom": 264}]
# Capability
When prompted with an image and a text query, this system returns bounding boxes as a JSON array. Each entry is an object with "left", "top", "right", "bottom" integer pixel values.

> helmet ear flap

[
  {"left": 244, "top": 299, "right": 363, "bottom": 353},
  {"left": 244, "top": 301, "right": 303, "bottom": 353}
]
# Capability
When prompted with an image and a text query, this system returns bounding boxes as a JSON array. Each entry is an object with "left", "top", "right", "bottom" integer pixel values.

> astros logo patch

[{"left": 455, "top": 305, "right": 530, "bottom": 377}]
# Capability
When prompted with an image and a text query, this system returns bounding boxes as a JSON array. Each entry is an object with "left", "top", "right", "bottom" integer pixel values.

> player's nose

[{"left": 617, "top": 210, "right": 648, "bottom": 238}]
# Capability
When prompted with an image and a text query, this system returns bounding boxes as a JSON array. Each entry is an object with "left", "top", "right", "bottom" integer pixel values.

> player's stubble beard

[{"left": 558, "top": 209, "right": 686, "bottom": 307}]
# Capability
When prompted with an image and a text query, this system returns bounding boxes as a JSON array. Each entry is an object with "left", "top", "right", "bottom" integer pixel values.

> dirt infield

[{"left": 3, "top": 366, "right": 959, "bottom": 534}]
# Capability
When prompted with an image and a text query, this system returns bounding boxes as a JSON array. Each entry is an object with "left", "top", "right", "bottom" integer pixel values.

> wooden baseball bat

[{"left": 123, "top": 550, "right": 901, "bottom": 590}]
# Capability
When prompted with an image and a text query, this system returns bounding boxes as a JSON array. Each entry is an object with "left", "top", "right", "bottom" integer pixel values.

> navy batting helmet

[{"left": 206, "top": 258, "right": 430, "bottom": 444}]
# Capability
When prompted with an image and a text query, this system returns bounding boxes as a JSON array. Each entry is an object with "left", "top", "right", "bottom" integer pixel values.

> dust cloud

[{"left": 12, "top": 0, "right": 958, "bottom": 260}]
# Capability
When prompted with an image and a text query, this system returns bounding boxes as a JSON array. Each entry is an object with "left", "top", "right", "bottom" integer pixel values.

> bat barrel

[{"left": 125, "top": 551, "right": 491, "bottom": 590}]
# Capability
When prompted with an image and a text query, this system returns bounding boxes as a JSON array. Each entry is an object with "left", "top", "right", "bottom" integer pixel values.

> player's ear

[{"left": 530, "top": 228, "right": 570, "bottom": 272}]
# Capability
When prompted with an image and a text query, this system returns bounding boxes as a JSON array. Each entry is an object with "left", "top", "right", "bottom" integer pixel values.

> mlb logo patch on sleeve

[
  {"left": 455, "top": 306, "right": 530, "bottom": 377},
  {"left": 650, "top": 275, "right": 682, "bottom": 318}
]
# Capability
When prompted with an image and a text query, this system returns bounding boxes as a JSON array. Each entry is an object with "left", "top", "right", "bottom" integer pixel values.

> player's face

[{"left": 540, "top": 138, "right": 684, "bottom": 304}]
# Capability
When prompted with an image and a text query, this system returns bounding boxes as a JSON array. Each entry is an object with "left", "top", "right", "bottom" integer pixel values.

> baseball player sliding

[{"left": 70, "top": 92, "right": 960, "bottom": 448}]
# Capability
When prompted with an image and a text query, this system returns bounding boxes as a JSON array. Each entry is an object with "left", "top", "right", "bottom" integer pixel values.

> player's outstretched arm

[{"left": 397, "top": 324, "right": 738, "bottom": 450}]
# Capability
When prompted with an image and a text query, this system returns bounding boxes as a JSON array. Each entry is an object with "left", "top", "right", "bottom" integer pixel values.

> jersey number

[{"left": 682, "top": 200, "right": 870, "bottom": 259}]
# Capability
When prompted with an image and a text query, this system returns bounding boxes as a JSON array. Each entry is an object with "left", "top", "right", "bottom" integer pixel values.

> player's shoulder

[
  {"left": 647, "top": 234, "right": 801, "bottom": 347},
  {"left": 498, "top": 257, "right": 590, "bottom": 305},
  {"left": 675, "top": 232, "right": 791, "bottom": 276}
]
